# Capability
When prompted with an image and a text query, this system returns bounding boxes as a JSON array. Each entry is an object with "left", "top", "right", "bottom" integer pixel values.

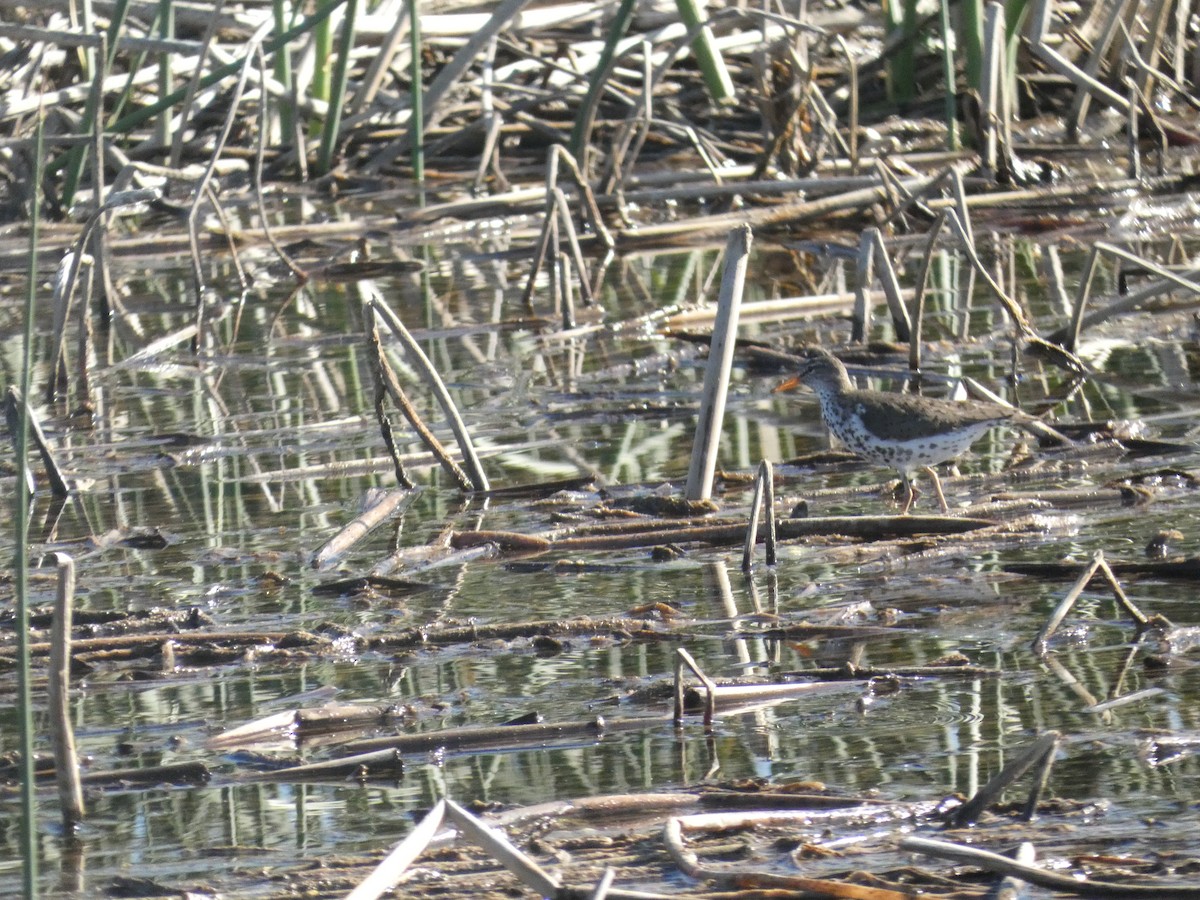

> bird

[{"left": 774, "top": 348, "right": 1036, "bottom": 515}]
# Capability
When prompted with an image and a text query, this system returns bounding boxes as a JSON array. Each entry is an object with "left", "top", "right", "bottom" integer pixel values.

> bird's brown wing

[{"left": 852, "top": 392, "right": 1016, "bottom": 441}]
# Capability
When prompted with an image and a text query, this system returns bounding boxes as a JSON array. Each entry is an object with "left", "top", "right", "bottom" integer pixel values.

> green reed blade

[
  {"left": 317, "top": 0, "right": 359, "bottom": 174},
  {"left": 49, "top": 0, "right": 348, "bottom": 178},
  {"left": 273, "top": 0, "right": 296, "bottom": 143},
  {"left": 570, "top": 0, "right": 636, "bottom": 161},
  {"left": 16, "top": 110, "right": 45, "bottom": 900}
]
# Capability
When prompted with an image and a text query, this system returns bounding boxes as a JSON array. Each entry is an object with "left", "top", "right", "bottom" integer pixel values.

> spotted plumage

[{"left": 775, "top": 348, "right": 1021, "bottom": 514}]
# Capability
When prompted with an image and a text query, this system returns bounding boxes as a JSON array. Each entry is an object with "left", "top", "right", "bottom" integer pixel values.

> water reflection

[{"left": 4, "top": 228, "right": 1200, "bottom": 894}]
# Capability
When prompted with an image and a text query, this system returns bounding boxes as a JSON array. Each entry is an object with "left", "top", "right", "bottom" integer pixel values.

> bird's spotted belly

[{"left": 825, "top": 407, "right": 986, "bottom": 471}]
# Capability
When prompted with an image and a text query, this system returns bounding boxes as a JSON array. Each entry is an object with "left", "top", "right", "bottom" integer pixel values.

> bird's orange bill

[{"left": 773, "top": 375, "right": 803, "bottom": 393}]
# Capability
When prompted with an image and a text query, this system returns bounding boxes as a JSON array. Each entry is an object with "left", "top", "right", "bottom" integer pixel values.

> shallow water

[{"left": 3, "top": 196, "right": 1200, "bottom": 895}]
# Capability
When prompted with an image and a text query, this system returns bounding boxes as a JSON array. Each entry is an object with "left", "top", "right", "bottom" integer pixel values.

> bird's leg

[
  {"left": 923, "top": 465, "right": 950, "bottom": 513},
  {"left": 900, "top": 475, "right": 917, "bottom": 515}
]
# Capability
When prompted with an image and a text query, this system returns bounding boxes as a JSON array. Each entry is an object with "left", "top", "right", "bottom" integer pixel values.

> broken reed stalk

[
  {"left": 852, "top": 227, "right": 911, "bottom": 344},
  {"left": 742, "top": 459, "right": 776, "bottom": 572},
  {"left": 1059, "top": 241, "right": 1200, "bottom": 351},
  {"left": 908, "top": 212, "right": 948, "bottom": 370},
  {"left": 365, "top": 305, "right": 466, "bottom": 490},
  {"left": 408, "top": 0, "right": 424, "bottom": 202},
  {"left": 46, "top": 188, "right": 160, "bottom": 405},
  {"left": 187, "top": 20, "right": 271, "bottom": 342},
  {"left": 315, "top": 0, "right": 357, "bottom": 175},
  {"left": 311, "top": 488, "right": 415, "bottom": 570},
  {"left": 673, "top": 648, "right": 716, "bottom": 729},
  {"left": 1032, "top": 550, "right": 1153, "bottom": 652},
  {"left": 684, "top": 224, "right": 751, "bottom": 502},
  {"left": 445, "top": 800, "right": 561, "bottom": 897},
  {"left": 903, "top": 833, "right": 1200, "bottom": 896},
  {"left": 367, "top": 296, "right": 489, "bottom": 491},
  {"left": 14, "top": 110, "right": 44, "bottom": 898},
  {"left": 49, "top": 553, "right": 85, "bottom": 829},
  {"left": 345, "top": 799, "right": 447, "bottom": 900},
  {"left": 948, "top": 730, "right": 1059, "bottom": 826},
  {"left": 4, "top": 389, "right": 70, "bottom": 498}
]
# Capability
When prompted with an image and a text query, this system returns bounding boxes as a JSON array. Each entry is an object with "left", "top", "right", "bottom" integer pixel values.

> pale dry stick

[
  {"left": 1128, "top": 0, "right": 1173, "bottom": 101},
  {"left": 588, "top": 868, "right": 616, "bottom": 900},
  {"left": 364, "top": 0, "right": 533, "bottom": 173},
  {"left": 344, "top": 800, "right": 447, "bottom": 900},
  {"left": 0, "top": 21, "right": 201, "bottom": 55},
  {"left": 602, "top": 39, "right": 654, "bottom": 201},
  {"left": 472, "top": 38, "right": 505, "bottom": 194},
  {"left": 943, "top": 209, "right": 1087, "bottom": 373},
  {"left": 804, "top": 75, "right": 854, "bottom": 161},
  {"left": 548, "top": 144, "right": 612, "bottom": 248},
  {"left": 742, "top": 459, "right": 777, "bottom": 572},
  {"left": 1064, "top": 0, "right": 1130, "bottom": 135},
  {"left": 312, "top": 488, "right": 417, "bottom": 570},
  {"left": 833, "top": 35, "right": 858, "bottom": 173},
  {"left": 187, "top": 18, "right": 273, "bottom": 344},
  {"left": 685, "top": 224, "right": 751, "bottom": 502},
  {"left": 444, "top": 800, "right": 561, "bottom": 898},
  {"left": 45, "top": 189, "right": 160, "bottom": 404},
  {"left": 202, "top": 182, "right": 249, "bottom": 290},
  {"left": 253, "top": 46, "right": 305, "bottom": 281},
  {"left": 553, "top": 186, "right": 595, "bottom": 306},
  {"left": 1029, "top": 0, "right": 1129, "bottom": 123},
  {"left": 872, "top": 158, "right": 915, "bottom": 217},
  {"left": 673, "top": 647, "right": 717, "bottom": 729},
  {"left": 948, "top": 731, "right": 1059, "bottom": 826},
  {"left": 959, "top": 376, "right": 1072, "bottom": 446},
  {"left": 349, "top": 0, "right": 410, "bottom": 114},
  {"left": 1043, "top": 245, "right": 1071, "bottom": 322},
  {"left": 368, "top": 296, "right": 489, "bottom": 492},
  {"left": 1086, "top": 686, "right": 1166, "bottom": 713},
  {"left": 168, "top": 0, "right": 222, "bottom": 169},
  {"left": 665, "top": 807, "right": 949, "bottom": 895},
  {"left": 522, "top": 191, "right": 559, "bottom": 313},
  {"left": 949, "top": 167, "right": 973, "bottom": 246},
  {"left": 907, "top": 212, "right": 948, "bottom": 371},
  {"left": 902, "top": 835, "right": 1200, "bottom": 896},
  {"left": 0, "top": 50, "right": 208, "bottom": 122},
  {"left": 663, "top": 290, "right": 887, "bottom": 329},
  {"left": 1060, "top": 241, "right": 1200, "bottom": 351},
  {"left": 48, "top": 552, "right": 84, "bottom": 829},
  {"left": 1174, "top": 0, "right": 1189, "bottom": 84},
  {"left": 852, "top": 227, "right": 911, "bottom": 344},
  {"left": 366, "top": 308, "right": 468, "bottom": 491}
]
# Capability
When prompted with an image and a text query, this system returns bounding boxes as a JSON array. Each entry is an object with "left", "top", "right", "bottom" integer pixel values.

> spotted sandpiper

[{"left": 775, "top": 348, "right": 1030, "bottom": 514}]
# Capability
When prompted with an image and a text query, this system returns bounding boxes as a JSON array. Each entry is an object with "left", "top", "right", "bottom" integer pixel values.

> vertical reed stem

[
  {"left": 16, "top": 110, "right": 44, "bottom": 900},
  {"left": 407, "top": 0, "right": 424, "bottom": 205}
]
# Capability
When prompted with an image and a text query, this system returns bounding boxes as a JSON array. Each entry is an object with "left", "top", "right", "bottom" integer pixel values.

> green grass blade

[
  {"left": 316, "top": 0, "right": 358, "bottom": 174},
  {"left": 49, "top": 0, "right": 348, "bottom": 177},
  {"left": 569, "top": 0, "right": 637, "bottom": 160},
  {"left": 673, "top": 0, "right": 734, "bottom": 102},
  {"left": 273, "top": 0, "right": 296, "bottom": 143},
  {"left": 16, "top": 110, "right": 44, "bottom": 900}
]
